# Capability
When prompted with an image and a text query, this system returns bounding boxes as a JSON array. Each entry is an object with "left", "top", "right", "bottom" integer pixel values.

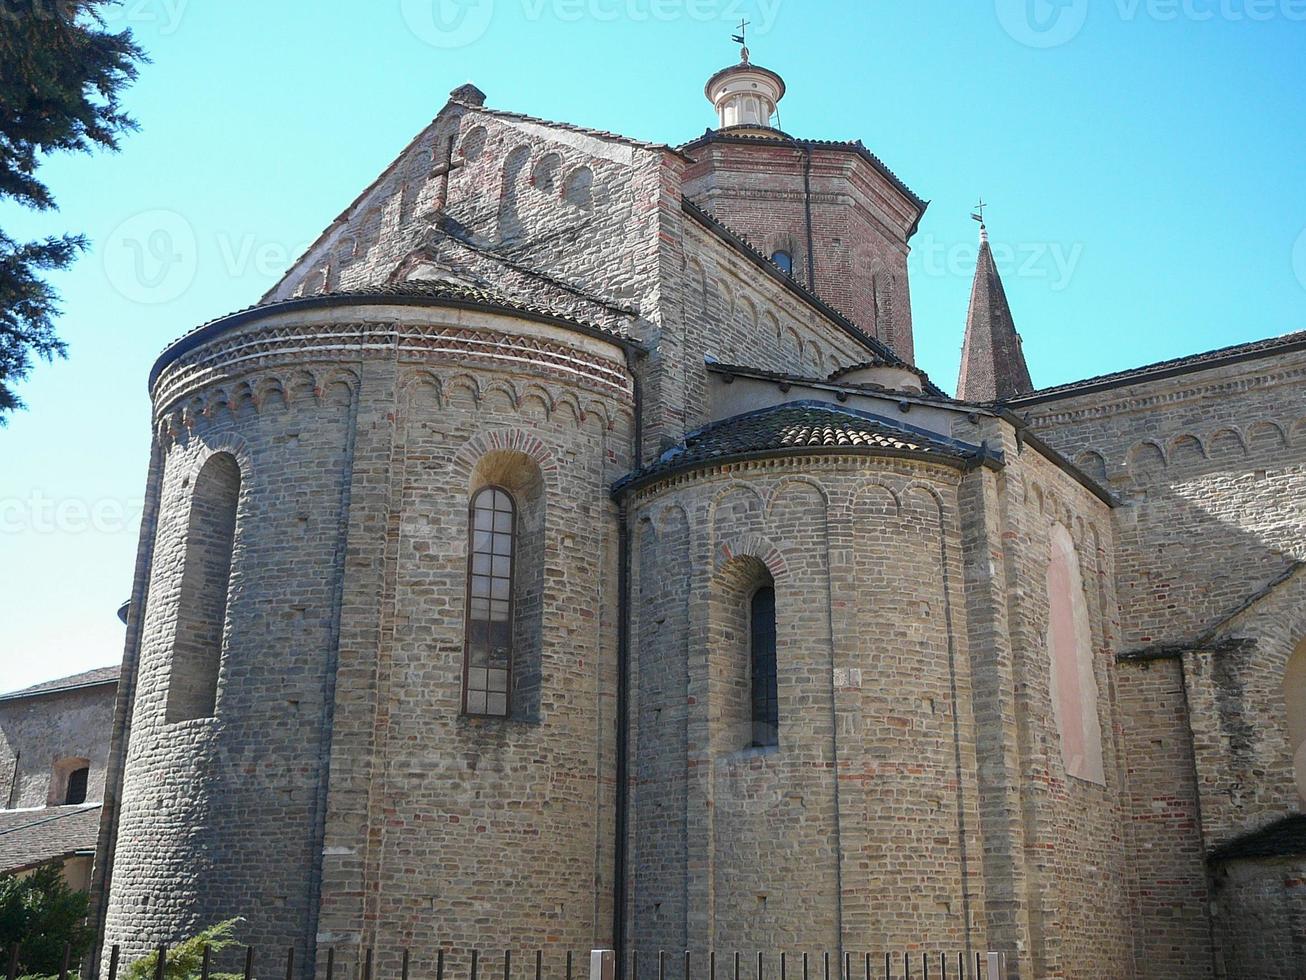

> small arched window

[
  {"left": 464, "top": 486, "right": 516, "bottom": 716},
  {"left": 771, "top": 250, "right": 793, "bottom": 275},
  {"left": 750, "top": 586, "right": 778, "bottom": 747},
  {"left": 167, "top": 452, "right": 241, "bottom": 724},
  {"left": 64, "top": 767, "right": 89, "bottom": 806},
  {"left": 564, "top": 167, "right": 593, "bottom": 208}
]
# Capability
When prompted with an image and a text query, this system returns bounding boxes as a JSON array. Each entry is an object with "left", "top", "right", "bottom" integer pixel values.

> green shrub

[
  {"left": 0, "top": 866, "right": 93, "bottom": 977},
  {"left": 124, "top": 920, "right": 244, "bottom": 980}
]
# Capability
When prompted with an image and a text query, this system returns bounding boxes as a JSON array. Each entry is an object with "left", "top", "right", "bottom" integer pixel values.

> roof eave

[
  {"left": 149, "top": 292, "right": 644, "bottom": 394},
  {"left": 612, "top": 443, "right": 1000, "bottom": 499}
]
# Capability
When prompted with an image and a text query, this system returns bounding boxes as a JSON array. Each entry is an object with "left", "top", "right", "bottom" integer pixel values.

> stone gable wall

[{"left": 0, "top": 685, "right": 117, "bottom": 811}]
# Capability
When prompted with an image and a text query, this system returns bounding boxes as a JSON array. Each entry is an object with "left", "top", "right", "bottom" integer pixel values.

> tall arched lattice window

[
  {"left": 750, "top": 586, "right": 778, "bottom": 748},
  {"left": 1285, "top": 640, "right": 1306, "bottom": 806},
  {"left": 464, "top": 486, "right": 516, "bottom": 716},
  {"left": 166, "top": 452, "right": 241, "bottom": 724}
]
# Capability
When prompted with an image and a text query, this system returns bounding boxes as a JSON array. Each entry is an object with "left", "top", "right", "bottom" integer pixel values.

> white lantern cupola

[{"left": 705, "top": 47, "right": 785, "bottom": 136}]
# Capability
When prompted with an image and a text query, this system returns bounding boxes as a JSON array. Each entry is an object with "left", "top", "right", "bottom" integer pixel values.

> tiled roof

[
  {"left": 1209, "top": 814, "right": 1306, "bottom": 863},
  {"left": 1011, "top": 329, "right": 1306, "bottom": 404},
  {"left": 0, "top": 805, "right": 102, "bottom": 874},
  {"left": 619, "top": 402, "right": 994, "bottom": 489},
  {"left": 150, "top": 279, "right": 636, "bottom": 390},
  {"left": 0, "top": 665, "right": 120, "bottom": 702},
  {"left": 680, "top": 130, "right": 927, "bottom": 213}
]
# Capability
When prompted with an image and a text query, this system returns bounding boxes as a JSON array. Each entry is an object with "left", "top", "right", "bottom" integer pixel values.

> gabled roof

[
  {"left": 957, "top": 230, "right": 1033, "bottom": 402},
  {"left": 1209, "top": 814, "right": 1306, "bottom": 863},
  {"left": 615, "top": 401, "right": 998, "bottom": 493},
  {"left": 0, "top": 666, "right": 119, "bottom": 702},
  {"left": 1010, "top": 329, "right": 1306, "bottom": 406}
]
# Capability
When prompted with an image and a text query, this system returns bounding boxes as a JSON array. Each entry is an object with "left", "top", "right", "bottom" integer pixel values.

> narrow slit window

[
  {"left": 750, "top": 585, "right": 778, "bottom": 747},
  {"left": 464, "top": 487, "right": 516, "bottom": 717}
]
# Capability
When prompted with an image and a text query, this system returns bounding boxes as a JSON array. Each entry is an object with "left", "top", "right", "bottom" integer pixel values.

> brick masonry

[{"left": 84, "top": 70, "right": 1305, "bottom": 980}]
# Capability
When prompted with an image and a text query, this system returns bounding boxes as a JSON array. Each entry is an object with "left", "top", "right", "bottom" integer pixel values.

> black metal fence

[{"left": 6, "top": 944, "right": 1004, "bottom": 980}]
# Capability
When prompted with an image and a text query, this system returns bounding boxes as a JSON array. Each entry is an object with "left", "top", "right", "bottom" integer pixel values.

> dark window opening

[
  {"left": 750, "top": 585, "right": 778, "bottom": 747},
  {"left": 64, "top": 767, "right": 89, "bottom": 806},
  {"left": 771, "top": 250, "right": 793, "bottom": 275},
  {"left": 463, "top": 486, "right": 516, "bottom": 717}
]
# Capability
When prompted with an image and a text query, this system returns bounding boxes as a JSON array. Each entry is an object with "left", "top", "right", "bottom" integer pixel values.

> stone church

[{"left": 86, "top": 49, "right": 1306, "bottom": 980}]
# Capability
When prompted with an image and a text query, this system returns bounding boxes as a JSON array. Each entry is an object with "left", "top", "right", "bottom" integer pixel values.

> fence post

[
  {"left": 589, "top": 950, "right": 615, "bottom": 980},
  {"left": 153, "top": 945, "right": 166, "bottom": 980},
  {"left": 7, "top": 945, "right": 18, "bottom": 980},
  {"left": 108, "top": 946, "right": 120, "bottom": 980}
]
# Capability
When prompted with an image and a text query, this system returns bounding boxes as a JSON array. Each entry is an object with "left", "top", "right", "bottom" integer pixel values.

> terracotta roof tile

[{"left": 621, "top": 402, "right": 993, "bottom": 488}]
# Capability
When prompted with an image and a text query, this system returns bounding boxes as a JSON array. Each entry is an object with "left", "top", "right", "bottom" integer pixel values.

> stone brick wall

[
  {"left": 0, "top": 684, "right": 116, "bottom": 810},
  {"left": 681, "top": 139, "right": 919, "bottom": 361},
  {"left": 952, "top": 417, "right": 1134, "bottom": 978},
  {"left": 98, "top": 302, "right": 634, "bottom": 973},
  {"left": 1017, "top": 346, "right": 1306, "bottom": 977},
  {"left": 622, "top": 427, "right": 1132, "bottom": 975},
  {"left": 1209, "top": 856, "right": 1306, "bottom": 979}
]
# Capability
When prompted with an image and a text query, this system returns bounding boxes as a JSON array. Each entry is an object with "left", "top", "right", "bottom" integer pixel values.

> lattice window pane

[{"left": 463, "top": 486, "right": 517, "bottom": 717}]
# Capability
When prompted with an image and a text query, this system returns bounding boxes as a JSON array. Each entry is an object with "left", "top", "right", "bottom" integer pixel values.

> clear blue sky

[{"left": 1, "top": 1, "right": 1303, "bottom": 693}]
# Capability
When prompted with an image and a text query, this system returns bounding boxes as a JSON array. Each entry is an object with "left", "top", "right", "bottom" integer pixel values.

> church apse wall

[
  {"left": 97, "top": 299, "right": 635, "bottom": 974},
  {"left": 625, "top": 456, "right": 987, "bottom": 961}
]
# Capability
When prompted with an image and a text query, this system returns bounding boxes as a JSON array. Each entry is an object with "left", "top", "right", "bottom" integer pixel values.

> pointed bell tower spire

[{"left": 957, "top": 208, "right": 1034, "bottom": 401}]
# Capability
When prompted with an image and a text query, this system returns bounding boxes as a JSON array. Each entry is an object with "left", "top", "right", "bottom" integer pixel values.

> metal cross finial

[
  {"left": 971, "top": 197, "right": 988, "bottom": 224},
  {"left": 731, "top": 19, "right": 750, "bottom": 61}
]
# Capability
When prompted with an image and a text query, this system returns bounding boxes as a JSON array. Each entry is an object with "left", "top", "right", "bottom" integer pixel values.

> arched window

[
  {"left": 1285, "top": 640, "right": 1306, "bottom": 806},
  {"left": 464, "top": 486, "right": 516, "bottom": 716},
  {"left": 47, "top": 757, "right": 90, "bottom": 807},
  {"left": 750, "top": 586, "right": 778, "bottom": 747},
  {"left": 167, "top": 452, "right": 241, "bottom": 724},
  {"left": 64, "top": 766, "right": 89, "bottom": 805},
  {"left": 771, "top": 250, "right": 793, "bottom": 275},
  {"left": 564, "top": 166, "right": 593, "bottom": 208}
]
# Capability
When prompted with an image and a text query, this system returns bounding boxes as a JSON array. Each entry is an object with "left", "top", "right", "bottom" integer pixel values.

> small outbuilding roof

[
  {"left": 0, "top": 805, "right": 102, "bottom": 874},
  {"left": 0, "top": 665, "right": 120, "bottom": 702}
]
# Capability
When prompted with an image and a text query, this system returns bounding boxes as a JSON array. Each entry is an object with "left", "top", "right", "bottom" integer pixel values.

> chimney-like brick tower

[{"left": 681, "top": 55, "right": 927, "bottom": 363}]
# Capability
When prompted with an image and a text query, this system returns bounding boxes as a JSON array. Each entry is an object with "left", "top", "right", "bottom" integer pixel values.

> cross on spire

[
  {"left": 731, "top": 19, "right": 750, "bottom": 62},
  {"left": 971, "top": 196, "right": 988, "bottom": 225}
]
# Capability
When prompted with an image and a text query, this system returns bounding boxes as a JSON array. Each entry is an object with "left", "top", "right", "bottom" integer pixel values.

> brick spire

[{"left": 957, "top": 222, "right": 1033, "bottom": 401}]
